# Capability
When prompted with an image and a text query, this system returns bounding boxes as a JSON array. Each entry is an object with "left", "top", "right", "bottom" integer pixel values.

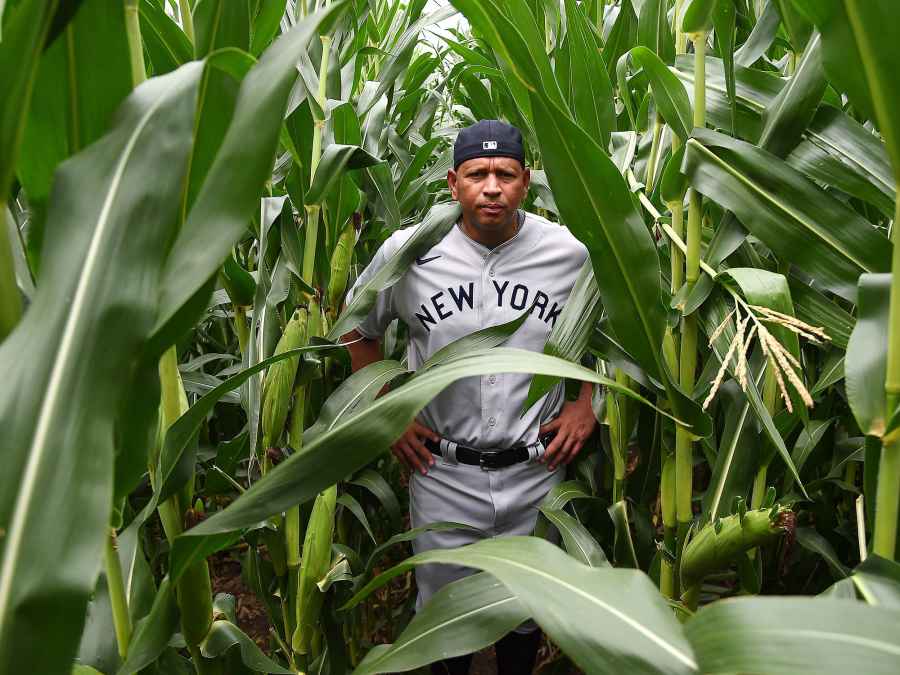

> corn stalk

[
  {"left": 302, "top": 29, "right": 332, "bottom": 290},
  {"left": 674, "top": 20, "right": 708, "bottom": 582},
  {"left": 875, "top": 191, "right": 900, "bottom": 558}
]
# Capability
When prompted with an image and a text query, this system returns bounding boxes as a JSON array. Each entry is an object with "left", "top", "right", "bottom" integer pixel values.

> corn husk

[
  {"left": 292, "top": 485, "right": 337, "bottom": 654},
  {"left": 327, "top": 221, "right": 355, "bottom": 311},
  {"left": 261, "top": 308, "right": 308, "bottom": 449},
  {"left": 680, "top": 504, "right": 793, "bottom": 594}
]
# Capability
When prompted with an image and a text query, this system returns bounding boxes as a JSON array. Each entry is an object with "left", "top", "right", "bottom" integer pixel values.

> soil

[
  {"left": 208, "top": 548, "right": 270, "bottom": 650},
  {"left": 207, "top": 546, "right": 580, "bottom": 674}
]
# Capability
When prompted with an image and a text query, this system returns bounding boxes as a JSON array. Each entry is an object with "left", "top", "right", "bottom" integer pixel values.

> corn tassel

[
  {"left": 292, "top": 485, "right": 338, "bottom": 656},
  {"left": 262, "top": 308, "right": 308, "bottom": 451}
]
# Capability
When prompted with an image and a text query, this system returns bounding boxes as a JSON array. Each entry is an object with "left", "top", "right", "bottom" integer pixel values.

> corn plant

[{"left": 3, "top": 1, "right": 900, "bottom": 674}]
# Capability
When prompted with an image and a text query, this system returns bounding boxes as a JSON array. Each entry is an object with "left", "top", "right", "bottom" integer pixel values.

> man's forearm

[
  {"left": 576, "top": 380, "right": 593, "bottom": 404},
  {"left": 343, "top": 329, "right": 383, "bottom": 373}
]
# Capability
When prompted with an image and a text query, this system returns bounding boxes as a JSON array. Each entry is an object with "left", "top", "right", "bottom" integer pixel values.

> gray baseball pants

[{"left": 409, "top": 440, "right": 562, "bottom": 633}]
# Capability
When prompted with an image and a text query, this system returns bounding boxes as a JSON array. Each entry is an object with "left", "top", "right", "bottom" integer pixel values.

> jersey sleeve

[{"left": 343, "top": 236, "right": 399, "bottom": 339}]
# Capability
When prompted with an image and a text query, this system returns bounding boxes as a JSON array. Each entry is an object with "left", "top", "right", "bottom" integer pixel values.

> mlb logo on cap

[{"left": 453, "top": 119, "right": 525, "bottom": 170}]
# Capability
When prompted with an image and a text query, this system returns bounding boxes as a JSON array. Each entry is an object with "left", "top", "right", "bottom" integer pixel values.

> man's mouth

[{"left": 480, "top": 204, "right": 505, "bottom": 215}]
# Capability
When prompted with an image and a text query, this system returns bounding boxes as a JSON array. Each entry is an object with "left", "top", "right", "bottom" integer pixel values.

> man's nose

[{"left": 482, "top": 173, "right": 501, "bottom": 195}]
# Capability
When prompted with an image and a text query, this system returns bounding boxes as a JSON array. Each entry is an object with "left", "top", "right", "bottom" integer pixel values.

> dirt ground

[{"left": 208, "top": 548, "right": 578, "bottom": 674}]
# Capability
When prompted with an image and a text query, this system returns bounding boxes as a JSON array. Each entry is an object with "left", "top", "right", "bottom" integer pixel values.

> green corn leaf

[
  {"left": 157, "top": 342, "right": 344, "bottom": 503},
  {"left": 169, "top": 348, "right": 684, "bottom": 583},
  {"left": 712, "top": 0, "right": 736, "bottom": 134},
  {"left": 193, "top": 0, "right": 251, "bottom": 57},
  {"left": 608, "top": 500, "right": 640, "bottom": 569},
  {"left": 686, "top": 597, "right": 900, "bottom": 674},
  {"left": 789, "top": 277, "right": 855, "bottom": 351},
  {"left": 115, "top": 577, "right": 179, "bottom": 675},
  {"left": 682, "top": 129, "right": 891, "bottom": 303},
  {"left": 349, "top": 469, "right": 401, "bottom": 529},
  {"left": 352, "top": 573, "right": 528, "bottom": 675},
  {"left": 563, "top": 0, "right": 616, "bottom": 149},
  {"left": 638, "top": 0, "right": 675, "bottom": 65},
  {"left": 540, "top": 507, "right": 611, "bottom": 568},
  {"left": 631, "top": 46, "right": 693, "bottom": 142},
  {"left": 757, "top": 33, "right": 826, "bottom": 158},
  {"left": 603, "top": 0, "right": 639, "bottom": 81},
  {"left": 250, "top": 0, "right": 288, "bottom": 57},
  {"left": 152, "top": 1, "right": 349, "bottom": 342},
  {"left": 796, "top": 527, "right": 851, "bottom": 580},
  {"left": 845, "top": 274, "right": 891, "bottom": 437},
  {"left": 703, "top": 379, "right": 763, "bottom": 521},
  {"left": 17, "top": 0, "right": 132, "bottom": 217},
  {"left": 138, "top": 0, "right": 193, "bottom": 75},
  {"left": 0, "top": 61, "right": 204, "bottom": 675},
  {"left": 774, "top": 0, "right": 813, "bottom": 52},
  {"left": 337, "top": 493, "right": 376, "bottom": 544},
  {"left": 852, "top": 555, "right": 900, "bottom": 610},
  {"left": 306, "top": 144, "right": 382, "bottom": 205},
  {"left": 201, "top": 620, "right": 293, "bottom": 673},
  {"left": 681, "top": 0, "right": 717, "bottom": 34},
  {"left": 347, "top": 537, "right": 697, "bottom": 675},
  {"left": 735, "top": 0, "right": 780, "bottom": 67},
  {"left": 304, "top": 360, "right": 408, "bottom": 445}
]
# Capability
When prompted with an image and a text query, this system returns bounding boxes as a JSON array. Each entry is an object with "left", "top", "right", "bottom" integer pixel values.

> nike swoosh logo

[{"left": 416, "top": 254, "right": 442, "bottom": 265}]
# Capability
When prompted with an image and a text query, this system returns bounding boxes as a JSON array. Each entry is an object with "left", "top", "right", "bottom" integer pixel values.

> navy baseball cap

[{"left": 453, "top": 119, "right": 525, "bottom": 170}]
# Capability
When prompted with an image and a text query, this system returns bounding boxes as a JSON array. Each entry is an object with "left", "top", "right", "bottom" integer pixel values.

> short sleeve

[{"left": 344, "top": 237, "right": 398, "bottom": 339}]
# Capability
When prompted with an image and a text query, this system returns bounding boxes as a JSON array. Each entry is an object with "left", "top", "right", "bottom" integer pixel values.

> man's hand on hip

[
  {"left": 392, "top": 420, "right": 439, "bottom": 475},
  {"left": 538, "top": 383, "right": 597, "bottom": 471}
]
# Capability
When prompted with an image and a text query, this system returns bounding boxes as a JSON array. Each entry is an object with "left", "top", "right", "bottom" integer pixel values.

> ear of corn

[
  {"left": 679, "top": 504, "right": 795, "bottom": 607},
  {"left": 262, "top": 308, "right": 308, "bottom": 451},
  {"left": 327, "top": 220, "right": 356, "bottom": 312},
  {"left": 292, "top": 485, "right": 338, "bottom": 655},
  {"left": 307, "top": 296, "right": 323, "bottom": 342}
]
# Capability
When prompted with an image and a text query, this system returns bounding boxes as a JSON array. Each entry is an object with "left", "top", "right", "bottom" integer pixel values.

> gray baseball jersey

[
  {"left": 347, "top": 209, "right": 589, "bottom": 626},
  {"left": 347, "top": 209, "right": 590, "bottom": 448}
]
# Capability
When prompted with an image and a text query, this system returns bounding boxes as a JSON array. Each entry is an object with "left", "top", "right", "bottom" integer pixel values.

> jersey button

[
  {"left": 488, "top": 416, "right": 496, "bottom": 427},
  {"left": 489, "top": 269, "right": 495, "bottom": 277}
]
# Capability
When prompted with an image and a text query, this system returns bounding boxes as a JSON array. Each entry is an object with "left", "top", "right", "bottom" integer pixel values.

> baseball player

[{"left": 343, "top": 119, "right": 596, "bottom": 674}]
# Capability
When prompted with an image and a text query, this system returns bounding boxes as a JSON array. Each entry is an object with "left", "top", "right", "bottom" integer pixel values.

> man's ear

[
  {"left": 447, "top": 169, "right": 458, "bottom": 200},
  {"left": 522, "top": 167, "right": 531, "bottom": 192}
]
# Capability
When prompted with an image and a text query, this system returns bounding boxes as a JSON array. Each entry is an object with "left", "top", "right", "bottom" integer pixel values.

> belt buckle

[{"left": 479, "top": 451, "right": 501, "bottom": 471}]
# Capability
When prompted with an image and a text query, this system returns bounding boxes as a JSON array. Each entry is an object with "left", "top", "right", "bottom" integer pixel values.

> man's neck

[{"left": 460, "top": 210, "right": 521, "bottom": 249}]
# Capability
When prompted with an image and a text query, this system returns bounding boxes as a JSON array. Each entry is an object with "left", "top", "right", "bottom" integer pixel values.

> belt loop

[
  {"left": 440, "top": 439, "right": 459, "bottom": 466},
  {"left": 526, "top": 441, "right": 543, "bottom": 464}
]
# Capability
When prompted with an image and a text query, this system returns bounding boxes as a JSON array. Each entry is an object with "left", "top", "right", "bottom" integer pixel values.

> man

[{"left": 343, "top": 120, "right": 596, "bottom": 674}]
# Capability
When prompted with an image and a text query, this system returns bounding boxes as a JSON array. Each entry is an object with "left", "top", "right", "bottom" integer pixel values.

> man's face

[{"left": 448, "top": 156, "right": 530, "bottom": 232}]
